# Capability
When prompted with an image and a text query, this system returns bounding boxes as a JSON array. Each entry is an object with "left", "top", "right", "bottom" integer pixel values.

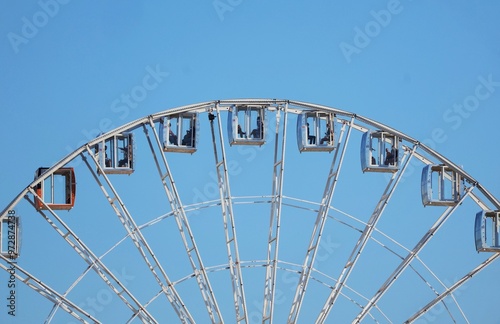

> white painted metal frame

[
  {"left": 0, "top": 254, "right": 100, "bottom": 323},
  {"left": 83, "top": 145, "right": 194, "bottom": 323},
  {"left": 404, "top": 252, "right": 500, "bottom": 323},
  {"left": 262, "top": 103, "right": 288, "bottom": 323},
  {"left": 24, "top": 190, "right": 157, "bottom": 323},
  {"left": 209, "top": 103, "right": 248, "bottom": 323},
  {"left": 353, "top": 185, "right": 475, "bottom": 323},
  {"left": 143, "top": 118, "right": 223, "bottom": 323},
  {"left": 288, "top": 116, "right": 354, "bottom": 323},
  {"left": 1, "top": 99, "right": 499, "bottom": 323},
  {"left": 316, "top": 144, "right": 416, "bottom": 322}
]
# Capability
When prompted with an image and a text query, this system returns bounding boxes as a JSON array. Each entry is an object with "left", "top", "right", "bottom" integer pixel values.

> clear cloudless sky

[{"left": 1, "top": 1, "right": 500, "bottom": 323}]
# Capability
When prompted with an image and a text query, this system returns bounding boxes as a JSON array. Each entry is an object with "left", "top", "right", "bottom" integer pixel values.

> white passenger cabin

[
  {"left": 361, "top": 131, "right": 399, "bottom": 173},
  {"left": 228, "top": 105, "right": 266, "bottom": 146},
  {"left": 296, "top": 111, "right": 335, "bottom": 152},
  {"left": 1, "top": 216, "right": 21, "bottom": 259},
  {"left": 160, "top": 113, "right": 198, "bottom": 153},
  {"left": 421, "top": 165, "right": 462, "bottom": 206},
  {"left": 95, "top": 133, "right": 134, "bottom": 174},
  {"left": 475, "top": 210, "right": 500, "bottom": 252}
]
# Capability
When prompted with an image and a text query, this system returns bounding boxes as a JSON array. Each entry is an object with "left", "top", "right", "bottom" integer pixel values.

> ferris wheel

[{"left": 1, "top": 99, "right": 499, "bottom": 323}]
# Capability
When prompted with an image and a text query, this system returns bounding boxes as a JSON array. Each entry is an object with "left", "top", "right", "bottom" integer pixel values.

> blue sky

[{"left": 1, "top": 1, "right": 500, "bottom": 323}]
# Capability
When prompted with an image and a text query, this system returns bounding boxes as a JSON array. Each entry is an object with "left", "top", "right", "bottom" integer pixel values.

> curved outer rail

[{"left": 3, "top": 98, "right": 498, "bottom": 221}]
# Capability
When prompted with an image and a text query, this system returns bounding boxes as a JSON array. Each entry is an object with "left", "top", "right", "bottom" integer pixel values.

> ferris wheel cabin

[
  {"left": 34, "top": 167, "right": 76, "bottom": 210},
  {"left": 95, "top": 133, "right": 134, "bottom": 174},
  {"left": 296, "top": 111, "right": 335, "bottom": 152},
  {"left": 474, "top": 210, "right": 500, "bottom": 252},
  {"left": 1, "top": 216, "right": 21, "bottom": 259},
  {"left": 228, "top": 105, "right": 266, "bottom": 146},
  {"left": 421, "top": 165, "right": 462, "bottom": 206},
  {"left": 361, "top": 131, "right": 400, "bottom": 173},
  {"left": 160, "top": 113, "right": 198, "bottom": 153}
]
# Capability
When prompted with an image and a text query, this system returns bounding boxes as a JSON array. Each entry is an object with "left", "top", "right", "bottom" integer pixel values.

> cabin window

[
  {"left": 361, "top": 131, "right": 399, "bottom": 173},
  {"left": 475, "top": 210, "right": 500, "bottom": 252},
  {"left": 297, "top": 111, "right": 335, "bottom": 152},
  {"left": 95, "top": 133, "right": 134, "bottom": 174},
  {"left": 161, "top": 113, "right": 198, "bottom": 153},
  {"left": 228, "top": 105, "right": 266, "bottom": 145},
  {"left": 34, "top": 167, "right": 76, "bottom": 210},
  {"left": 421, "top": 165, "right": 462, "bottom": 206}
]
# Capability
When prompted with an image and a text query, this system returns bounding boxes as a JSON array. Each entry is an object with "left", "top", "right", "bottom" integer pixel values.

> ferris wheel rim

[
  {"left": 2, "top": 98, "right": 499, "bottom": 323},
  {"left": 2, "top": 98, "right": 498, "bottom": 221}
]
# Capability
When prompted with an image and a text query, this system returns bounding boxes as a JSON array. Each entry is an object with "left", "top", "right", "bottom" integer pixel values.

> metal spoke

[
  {"left": 404, "top": 253, "right": 500, "bottom": 323},
  {"left": 0, "top": 255, "right": 100, "bottom": 323},
  {"left": 316, "top": 144, "right": 417, "bottom": 323},
  {"left": 23, "top": 191, "right": 157, "bottom": 323},
  {"left": 208, "top": 104, "right": 248, "bottom": 323},
  {"left": 353, "top": 185, "right": 475, "bottom": 323},
  {"left": 82, "top": 146, "right": 195, "bottom": 323},
  {"left": 143, "top": 118, "right": 223, "bottom": 323},
  {"left": 262, "top": 103, "right": 288, "bottom": 323},
  {"left": 288, "top": 117, "right": 354, "bottom": 323}
]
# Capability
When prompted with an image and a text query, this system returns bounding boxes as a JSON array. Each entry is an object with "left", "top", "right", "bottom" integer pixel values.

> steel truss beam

[
  {"left": 24, "top": 191, "right": 157, "bottom": 323},
  {"left": 262, "top": 104, "right": 288, "bottom": 323},
  {"left": 353, "top": 185, "right": 475, "bottom": 323},
  {"left": 0, "top": 255, "right": 100, "bottom": 323},
  {"left": 208, "top": 104, "right": 248, "bottom": 323},
  {"left": 405, "top": 252, "right": 500, "bottom": 323},
  {"left": 83, "top": 146, "right": 195, "bottom": 323},
  {"left": 288, "top": 117, "right": 354, "bottom": 323},
  {"left": 143, "top": 119, "right": 223, "bottom": 324},
  {"left": 316, "top": 144, "right": 417, "bottom": 323}
]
